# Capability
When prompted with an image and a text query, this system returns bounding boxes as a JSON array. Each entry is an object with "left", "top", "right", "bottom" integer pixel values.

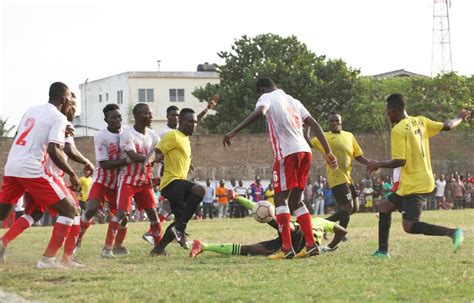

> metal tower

[{"left": 431, "top": 0, "right": 453, "bottom": 76}]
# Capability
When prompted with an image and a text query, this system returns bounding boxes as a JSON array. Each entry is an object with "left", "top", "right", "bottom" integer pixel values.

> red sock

[
  {"left": 43, "top": 216, "right": 73, "bottom": 258},
  {"left": 2, "top": 215, "right": 33, "bottom": 247},
  {"left": 276, "top": 206, "right": 292, "bottom": 252},
  {"left": 158, "top": 214, "right": 167, "bottom": 223},
  {"left": 77, "top": 218, "right": 92, "bottom": 242},
  {"left": 150, "top": 222, "right": 162, "bottom": 245},
  {"left": 115, "top": 226, "right": 128, "bottom": 247},
  {"left": 295, "top": 208, "right": 316, "bottom": 248},
  {"left": 105, "top": 221, "right": 120, "bottom": 249},
  {"left": 62, "top": 221, "right": 80, "bottom": 260}
]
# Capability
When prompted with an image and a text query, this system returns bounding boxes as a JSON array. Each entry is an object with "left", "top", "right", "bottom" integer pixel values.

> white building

[{"left": 77, "top": 68, "right": 219, "bottom": 136}]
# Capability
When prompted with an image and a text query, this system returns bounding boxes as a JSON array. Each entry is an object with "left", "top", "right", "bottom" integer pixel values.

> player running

[
  {"left": 1, "top": 95, "right": 93, "bottom": 267},
  {"left": 305, "top": 112, "right": 372, "bottom": 234},
  {"left": 368, "top": 93, "right": 470, "bottom": 258},
  {"left": 75, "top": 104, "right": 130, "bottom": 254},
  {"left": 190, "top": 196, "right": 347, "bottom": 257},
  {"left": 223, "top": 77, "right": 338, "bottom": 259},
  {"left": 102, "top": 103, "right": 162, "bottom": 258},
  {"left": 0, "top": 82, "right": 80, "bottom": 269}
]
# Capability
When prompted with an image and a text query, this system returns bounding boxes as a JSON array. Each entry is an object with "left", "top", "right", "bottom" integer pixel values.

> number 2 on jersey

[{"left": 15, "top": 118, "right": 36, "bottom": 146}]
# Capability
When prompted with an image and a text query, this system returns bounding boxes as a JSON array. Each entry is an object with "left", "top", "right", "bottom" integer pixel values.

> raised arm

[
  {"left": 197, "top": 95, "right": 219, "bottom": 124},
  {"left": 442, "top": 109, "right": 471, "bottom": 131},
  {"left": 223, "top": 106, "right": 267, "bottom": 147}
]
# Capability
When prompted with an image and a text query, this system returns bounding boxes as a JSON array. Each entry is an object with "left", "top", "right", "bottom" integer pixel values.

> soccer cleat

[
  {"left": 0, "top": 241, "right": 6, "bottom": 265},
  {"left": 112, "top": 246, "right": 130, "bottom": 256},
  {"left": 295, "top": 245, "right": 319, "bottom": 258},
  {"left": 267, "top": 249, "right": 295, "bottom": 260},
  {"left": 101, "top": 248, "right": 116, "bottom": 259},
  {"left": 142, "top": 232, "right": 154, "bottom": 246},
  {"left": 150, "top": 247, "right": 170, "bottom": 257},
  {"left": 319, "top": 246, "right": 338, "bottom": 254},
  {"left": 452, "top": 228, "right": 464, "bottom": 253},
  {"left": 371, "top": 250, "right": 390, "bottom": 259},
  {"left": 189, "top": 240, "right": 203, "bottom": 258},
  {"left": 37, "top": 257, "right": 64, "bottom": 269},
  {"left": 61, "top": 258, "right": 86, "bottom": 268},
  {"left": 171, "top": 226, "right": 190, "bottom": 250}
]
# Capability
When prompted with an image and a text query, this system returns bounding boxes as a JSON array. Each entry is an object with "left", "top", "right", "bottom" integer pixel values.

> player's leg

[
  {"left": 136, "top": 187, "right": 162, "bottom": 248},
  {"left": 400, "top": 195, "right": 463, "bottom": 253},
  {"left": 326, "top": 224, "right": 348, "bottom": 249},
  {"left": 325, "top": 183, "right": 352, "bottom": 228},
  {"left": 103, "top": 183, "right": 130, "bottom": 258},
  {"left": 77, "top": 182, "right": 106, "bottom": 247},
  {"left": 372, "top": 194, "right": 399, "bottom": 258}
]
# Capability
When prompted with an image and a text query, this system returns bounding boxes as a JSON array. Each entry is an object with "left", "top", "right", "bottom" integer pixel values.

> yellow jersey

[
  {"left": 391, "top": 116, "right": 443, "bottom": 196},
  {"left": 78, "top": 176, "right": 92, "bottom": 201},
  {"left": 156, "top": 130, "right": 191, "bottom": 190},
  {"left": 310, "top": 130, "right": 363, "bottom": 187}
]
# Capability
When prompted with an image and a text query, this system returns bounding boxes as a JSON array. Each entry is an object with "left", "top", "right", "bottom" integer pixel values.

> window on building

[
  {"left": 106, "top": 93, "right": 109, "bottom": 101},
  {"left": 169, "top": 88, "right": 185, "bottom": 102},
  {"left": 117, "top": 90, "right": 123, "bottom": 104},
  {"left": 139, "top": 89, "right": 154, "bottom": 102},
  {"left": 99, "top": 94, "right": 102, "bottom": 103}
]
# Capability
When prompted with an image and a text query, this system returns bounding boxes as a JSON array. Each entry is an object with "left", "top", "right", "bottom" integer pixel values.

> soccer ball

[{"left": 252, "top": 200, "right": 275, "bottom": 223}]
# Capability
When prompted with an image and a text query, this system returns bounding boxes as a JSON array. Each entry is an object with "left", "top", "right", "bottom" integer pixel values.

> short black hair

[
  {"left": 133, "top": 103, "right": 150, "bottom": 116},
  {"left": 328, "top": 111, "right": 341, "bottom": 117},
  {"left": 179, "top": 108, "right": 195, "bottom": 119},
  {"left": 166, "top": 105, "right": 179, "bottom": 116},
  {"left": 71, "top": 92, "right": 76, "bottom": 99},
  {"left": 386, "top": 93, "right": 406, "bottom": 111},
  {"left": 103, "top": 103, "right": 120, "bottom": 117},
  {"left": 256, "top": 77, "right": 275, "bottom": 89},
  {"left": 49, "top": 82, "right": 69, "bottom": 101}
]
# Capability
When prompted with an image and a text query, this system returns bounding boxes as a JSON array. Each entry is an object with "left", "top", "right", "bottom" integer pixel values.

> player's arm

[
  {"left": 223, "top": 106, "right": 267, "bottom": 147},
  {"left": 47, "top": 143, "right": 79, "bottom": 189},
  {"left": 303, "top": 115, "right": 338, "bottom": 169},
  {"left": 368, "top": 128, "right": 406, "bottom": 172},
  {"left": 64, "top": 142, "right": 94, "bottom": 171},
  {"left": 442, "top": 109, "right": 471, "bottom": 131},
  {"left": 197, "top": 95, "right": 219, "bottom": 124},
  {"left": 125, "top": 150, "right": 146, "bottom": 163}
]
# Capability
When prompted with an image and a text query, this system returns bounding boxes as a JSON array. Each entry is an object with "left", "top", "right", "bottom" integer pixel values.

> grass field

[{"left": 0, "top": 210, "right": 473, "bottom": 302}]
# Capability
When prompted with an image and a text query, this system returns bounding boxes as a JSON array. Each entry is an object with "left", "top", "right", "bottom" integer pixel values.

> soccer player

[
  {"left": 190, "top": 196, "right": 347, "bottom": 257},
  {"left": 102, "top": 103, "right": 162, "bottom": 258},
  {"left": 150, "top": 108, "right": 206, "bottom": 255},
  {"left": 0, "top": 82, "right": 80, "bottom": 268},
  {"left": 0, "top": 94, "right": 92, "bottom": 267},
  {"left": 305, "top": 112, "right": 372, "bottom": 232},
  {"left": 368, "top": 93, "right": 470, "bottom": 258},
  {"left": 223, "top": 77, "right": 338, "bottom": 259},
  {"left": 75, "top": 104, "right": 130, "bottom": 254}
]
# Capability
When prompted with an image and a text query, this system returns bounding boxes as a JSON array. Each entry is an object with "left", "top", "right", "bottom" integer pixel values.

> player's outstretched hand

[
  {"left": 223, "top": 131, "right": 236, "bottom": 148},
  {"left": 367, "top": 159, "right": 381, "bottom": 173},
  {"left": 324, "top": 152, "right": 338, "bottom": 170},
  {"left": 458, "top": 109, "right": 471, "bottom": 121},
  {"left": 69, "top": 173, "right": 81, "bottom": 192},
  {"left": 207, "top": 95, "right": 219, "bottom": 110}
]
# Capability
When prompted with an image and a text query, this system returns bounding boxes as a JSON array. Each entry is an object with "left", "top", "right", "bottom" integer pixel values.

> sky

[{"left": 1, "top": 0, "right": 473, "bottom": 129}]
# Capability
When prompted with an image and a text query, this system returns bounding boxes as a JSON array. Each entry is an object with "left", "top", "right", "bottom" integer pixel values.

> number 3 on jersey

[{"left": 15, "top": 118, "right": 36, "bottom": 146}]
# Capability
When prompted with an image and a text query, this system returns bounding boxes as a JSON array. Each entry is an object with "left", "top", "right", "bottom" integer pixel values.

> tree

[
  {"left": 0, "top": 117, "right": 15, "bottom": 137},
  {"left": 193, "top": 34, "right": 359, "bottom": 133}
]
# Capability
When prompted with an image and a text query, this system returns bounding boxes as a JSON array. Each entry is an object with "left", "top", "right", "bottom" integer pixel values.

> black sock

[
  {"left": 175, "top": 193, "right": 203, "bottom": 232},
  {"left": 378, "top": 212, "right": 392, "bottom": 252},
  {"left": 153, "top": 223, "right": 175, "bottom": 252},
  {"left": 326, "top": 210, "right": 341, "bottom": 222},
  {"left": 409, "top": 222, "right": 454, "bottom": 236},
  {"left": 339, "top": 211, "right": 350, "bottom": 228}
]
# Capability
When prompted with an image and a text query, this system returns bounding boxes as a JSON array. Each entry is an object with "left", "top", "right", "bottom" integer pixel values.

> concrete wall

[{"left": 1, "top": 131, "right": 473, "bottom": 184}]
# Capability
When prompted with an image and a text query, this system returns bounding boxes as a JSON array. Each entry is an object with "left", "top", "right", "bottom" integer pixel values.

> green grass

[{"left": 1, "top": 210, "right": 473, "bottom": 302}]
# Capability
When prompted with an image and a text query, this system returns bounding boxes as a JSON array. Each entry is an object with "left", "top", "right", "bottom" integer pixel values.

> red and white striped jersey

[
  {"left": 92, "top": 128, "right": 122, "bottom": 189},
  {"left": 256, "top": 89, "right": 311, "bottom": 160},
  {"left": 5, "top": 103, "right": 68, "bottom": 178},
  {"left": 43, "top": 123, "right": 74, "bottom": 185},
  {"left": 118, "top": 126, "right": 159, "bottom": 187}
]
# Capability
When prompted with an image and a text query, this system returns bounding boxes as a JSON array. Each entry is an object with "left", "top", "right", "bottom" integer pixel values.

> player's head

[
  {"left": 65, "top": 92, "right": 78, "bottom": 122},
  {"left": 206, "top": 178, "right": 211, "bottom": 186},
  {"left": 49, "top": 82, "right": 72, "bottom": 114},
  {"left": 103, "top": 103, "right": 122, "bottom": 131},
  {"left": 219, "top": 179, "right": 225, "bottom": 186},
  {"left": 166, "top": 105, "right": 180, "bottom": 129},
  {"left": 256, "top": 77, "right": 276, "bottom": 96},
  {"left": 239, "top": 179, "right": 243, "bottom": 186},
  {"left": 386, "top": 93, "right": 407, "bottom": 124},
  {"left": 328, "top": 112, "right": 342, "bottom": 133},
  {"left": 133, "top": 103, "right": 153, "bottom": 127},
  {"left": 178, "top": 108, "right": 197, "bottom": 136}
]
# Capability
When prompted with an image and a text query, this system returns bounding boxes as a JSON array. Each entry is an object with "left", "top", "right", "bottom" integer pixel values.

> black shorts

[
  {"left": 161, "top": 179, "right": 195, "bottom": 218},
  {"left": 259, "top": 226, "right": 306, "bottom": 254},
  {"left": 331, "top": 183, "right": 357, "bottom": 205},
  {"left": 388, "top": 193, "right": 426, "bottom": 221}
]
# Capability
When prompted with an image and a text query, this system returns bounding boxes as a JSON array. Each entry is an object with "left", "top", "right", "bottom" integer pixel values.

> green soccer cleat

[
  {"left": 452, "top": 228, "right": 464, "bottom": 253},
  {"left": 371, "top": 250, "right": 390, "bottom": 259}
]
